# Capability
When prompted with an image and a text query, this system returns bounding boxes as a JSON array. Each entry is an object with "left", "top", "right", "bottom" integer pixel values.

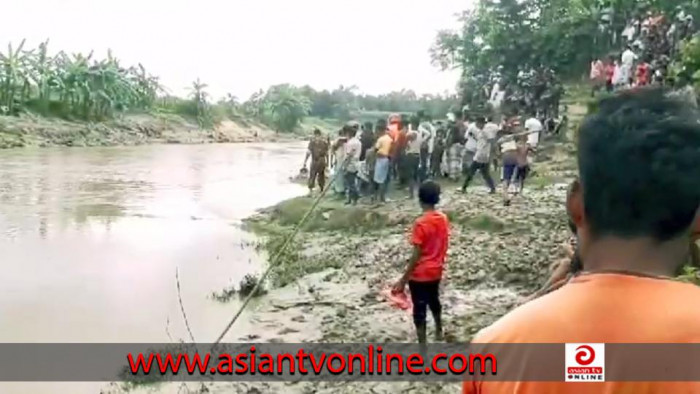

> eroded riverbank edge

[{"left": 0, "top": 113, "right": 336, "bottom": 149}]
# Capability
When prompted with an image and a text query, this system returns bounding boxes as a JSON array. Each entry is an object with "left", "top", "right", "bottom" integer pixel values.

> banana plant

[{"left": 0, "top": 40, "right": 167, "bottom": 119}]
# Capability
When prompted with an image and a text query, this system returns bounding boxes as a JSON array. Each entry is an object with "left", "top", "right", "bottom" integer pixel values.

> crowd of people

[
  {"left": 463, "top": 87, "right": 700, "bottom": 393},
  {"left": 590, "top": 45, "right": 657, "bottom": 95},
  {"left": 590, "top": 7, "right": 697, "bottom": 96},
  {"left": 301, "top": 85, "right": 700, "bottom": 393},
  {"left": 302, "top": 110, "right": 546, "bottom": 207}
]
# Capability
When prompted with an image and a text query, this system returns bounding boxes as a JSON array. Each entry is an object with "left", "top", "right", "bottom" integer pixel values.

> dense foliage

[
  {"left": 0, "top": 40, "right": 455, "bottom": 132},
  {"left": 237, "top": 85, "right": 457, "bottom": 132},
  {"left": 0, "top": 40, "right": 161, "bottom": 120},
  {"left": 298, "top": 85, "right": 457, "bottom": 120},
  {"left": 432, "top": 0, "right": 700, "bottom": 107}
]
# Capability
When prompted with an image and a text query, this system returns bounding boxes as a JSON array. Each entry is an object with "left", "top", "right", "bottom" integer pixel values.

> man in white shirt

[
  {"left": 524, "top": 114, "right": 543, "bottom": 148},
  {"left": 418, "top": 119, "right": 435, "bottom": 181},
  {"left": 464, "top": 119, "right": 478, "bottom": 172},
  {"left": 621, "top": 46, "right": 637, "bottom": 86},
  {"left": 343, "top": 125, "right": 362, "bottom": 205},
  {"left": 405, "top": 121, "right": 422, "bottom": 199},
  {"left": 460, "top": 116, "right": 496, "bottom": 194},
  {"left": 483, "top": 118, "right": 501, "bottom": 174}
]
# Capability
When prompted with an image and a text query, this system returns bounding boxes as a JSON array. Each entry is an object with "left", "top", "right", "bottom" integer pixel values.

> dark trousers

[
  {"left": 405, "top": 153, "right": 420, "bottom": 198},
  {"left": 419, "top": 146, "right": 430, "bottom": 182},
  {"left": 308, "top": 161, "right": 326, "bottom": 191},
  {"left": 462, "top": 161, "right": 496, "bottom": 192},
  {"left": 516, "top": 165, "right": 529, "bottom": 188},
  {"left": 344, "top": 171, "right": 359, "bottom": 203},
  {"left": 408, "top": 280, "right": 442, "bottom": 329},
  {"left": 431, "top": 147, "right": 444, "bottom": 177}
]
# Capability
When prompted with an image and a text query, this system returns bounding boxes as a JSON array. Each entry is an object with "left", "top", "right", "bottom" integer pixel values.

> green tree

[
  {"left": 189, "top": 78, "right": 211, "bottom": 127},
  {"left": 0, "top": 39, "right": 163, "bottom": 120},
  {"left": 261, "top": 84, "right": 311, "bottom": 133},
  {"left": 432, "top": 0, "right": 700, "bottom": 107}
]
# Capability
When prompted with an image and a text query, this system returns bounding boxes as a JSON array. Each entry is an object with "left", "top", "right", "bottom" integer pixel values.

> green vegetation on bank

[
  {"left": 432, "top": 0, "right": 700, "bottom": 108},
  {"left": 0, "top": 40, "right": 458, "bottom": 148},
  {"left": 0, "top": 40, "right": 159, "bottom": 120}
]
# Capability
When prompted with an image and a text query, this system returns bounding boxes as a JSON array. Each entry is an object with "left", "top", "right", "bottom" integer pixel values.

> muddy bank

[
  {"left": 96, "top": 136, "right": 579, "bottom": 394},
  {"left": 0, "top": 113, "right": 306, "bottom": 149},
  {"left": 182, "top": 185, "right": 571, "bottom": 393}
]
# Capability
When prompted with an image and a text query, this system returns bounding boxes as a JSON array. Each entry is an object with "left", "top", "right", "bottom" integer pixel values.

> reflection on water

[{"left": 0, "top": 143, "right": 306, "bottom": 345}]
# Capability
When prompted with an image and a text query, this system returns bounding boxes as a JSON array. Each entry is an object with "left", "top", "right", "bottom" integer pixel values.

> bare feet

[{"left": 434, "top": 329, "right": 444, "bottom": 342}]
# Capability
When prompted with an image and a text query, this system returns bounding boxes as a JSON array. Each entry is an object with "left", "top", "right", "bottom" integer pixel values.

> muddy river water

[{"left": 0, "top": 142, "right": 307, "bottom": 393}]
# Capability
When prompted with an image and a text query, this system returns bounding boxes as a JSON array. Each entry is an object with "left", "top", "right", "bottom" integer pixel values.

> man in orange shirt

[
  {"left": 393, "top": 181, "right": 450, "bottom": 343},
  {"left": 465, "top": 88, "right": 700, "bottom": 393}
]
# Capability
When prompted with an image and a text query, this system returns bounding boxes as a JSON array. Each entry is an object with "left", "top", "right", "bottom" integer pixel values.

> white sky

[{"left": 3, "top": 0, "right": 468, "bottom": 100}]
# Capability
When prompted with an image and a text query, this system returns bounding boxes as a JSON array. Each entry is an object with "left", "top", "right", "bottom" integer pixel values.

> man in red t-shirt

[{"left": 393, "top": 181, "right": 450, "bottom": 343}]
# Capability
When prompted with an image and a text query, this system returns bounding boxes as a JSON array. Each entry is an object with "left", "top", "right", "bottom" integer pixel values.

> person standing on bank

[
  {"left": 393, "top": 181, "right": 450, "bottom": 344},
  {"left": 302, "top": 129, "right": 330, "bottom": 195},
  {"left": 460, "top": 116, "right": 497, "bottom": 194},
  {"left": 343, "top": 126, "right": 362, "bottom": 205},
  {"left": 373, "top": 127, "right": 393, "bottom": 204},
  {"left": 360, "top": 121, "right": 375, "bottom": 162},
  {"left": 405, "top": 120, "right": 422, "bottom": 199}
]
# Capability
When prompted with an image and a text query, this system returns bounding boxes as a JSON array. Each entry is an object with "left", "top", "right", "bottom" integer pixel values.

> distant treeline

[
  {"left": 0, "top": 40, "right": 458, "bottom": 133},
  {"left": 295, "top": 85, "right": 458, "bottom": 121}
]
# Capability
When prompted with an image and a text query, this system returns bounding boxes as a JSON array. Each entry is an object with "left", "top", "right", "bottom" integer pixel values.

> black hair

[
  {"left": 313, "top": 128, "right": 321, "bottom": 135},
  {"left": 341, "top": 125, "right": 353, "bottom": 136},
  {"left": 577, "top": 87, "right": 700, "bottom": 241},
  {"left": 375, "top": 119, "right": 387, "bottom": 132},
  {"left": 418, "top": 181, "right": 441, "bottom": 206}
]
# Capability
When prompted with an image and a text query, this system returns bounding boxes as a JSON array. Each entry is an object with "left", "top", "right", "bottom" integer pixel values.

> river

[{"left": 0, "top": 142, "right": 307, "bottom": 393}]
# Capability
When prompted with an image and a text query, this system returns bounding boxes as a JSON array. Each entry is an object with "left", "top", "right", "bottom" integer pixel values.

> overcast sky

[{"left": 3, "top": 0, "right": 468, "bottom": 100}]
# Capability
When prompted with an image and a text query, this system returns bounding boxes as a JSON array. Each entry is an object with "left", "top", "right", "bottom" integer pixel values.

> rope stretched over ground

[{"left": 211, "top": 158, "right": 348, "bottom": 349}]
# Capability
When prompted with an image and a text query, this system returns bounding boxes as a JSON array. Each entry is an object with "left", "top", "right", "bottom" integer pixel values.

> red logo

[
  {"left": 566, "top": 343, "right": 605, "bottom": 382},
  {"left": 575, "top": 345, "right": 595, "bottom": 366}
]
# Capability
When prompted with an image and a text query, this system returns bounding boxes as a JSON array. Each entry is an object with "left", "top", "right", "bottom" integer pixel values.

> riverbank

[
  {"left": 0, "top": 113, "right": 340, "bottom": 149},
  {"left": 171, "top": 142, "right": 576, "bottom": 394}
]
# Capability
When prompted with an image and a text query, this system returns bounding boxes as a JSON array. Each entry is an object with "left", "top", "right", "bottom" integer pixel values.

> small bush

[
  {"left": 238, "top": 273, "right": 267, "bottom": 297},
  {"left": 211, "top": 286, "right": 237, "bottom": 302}
]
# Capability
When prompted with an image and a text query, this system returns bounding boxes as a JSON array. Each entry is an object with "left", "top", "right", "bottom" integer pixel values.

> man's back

[
  {"left": 474, "top": 126, "right": 492, "bottom": 163},
  {"left": 375, "top": 134, "right": 392, "bottom": 157},
  {"left": 309, "top": 137, "right": 329, "bottom": 163},
  {"left": 622, "top": 49, "right": 636, "bottom": 66},
  {"left": 465, "top": 273, "right": 700, "bottom": 394}
]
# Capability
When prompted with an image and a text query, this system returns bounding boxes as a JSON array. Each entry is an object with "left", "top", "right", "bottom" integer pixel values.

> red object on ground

[{"left": 381, "top": 288, "right": 413, "bottom": 311}]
